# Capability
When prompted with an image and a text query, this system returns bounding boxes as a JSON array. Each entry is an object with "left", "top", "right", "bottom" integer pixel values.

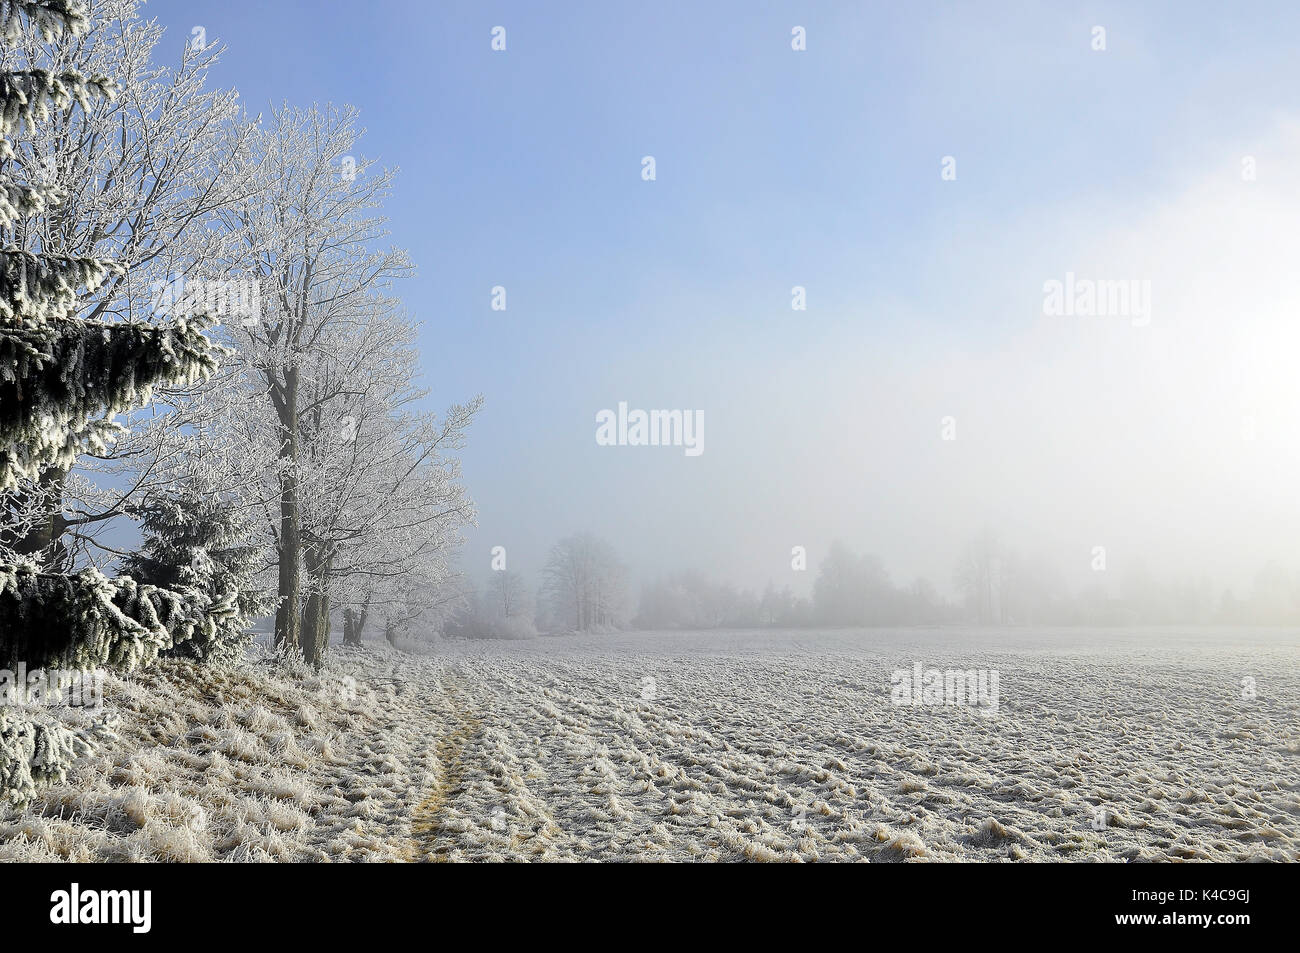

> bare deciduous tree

[
  {"left": 209, "top": 102, "right": 412, "bottom": 654},
  {"left": 541, "top": 533, "right": 627, "bottom": 632}
]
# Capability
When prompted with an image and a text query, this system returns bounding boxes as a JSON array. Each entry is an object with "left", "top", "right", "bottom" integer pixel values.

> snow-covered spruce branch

[
  {"left": 0, "top": 316, "right": 218, "bottom": 490},
  {"left": 0, "top": 556, "right": 234, "bottom": 671}
]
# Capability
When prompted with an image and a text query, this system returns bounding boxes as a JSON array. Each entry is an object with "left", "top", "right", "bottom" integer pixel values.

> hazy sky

[{"left": 153, "top": 0, "right": 1300, "bottom": 596}]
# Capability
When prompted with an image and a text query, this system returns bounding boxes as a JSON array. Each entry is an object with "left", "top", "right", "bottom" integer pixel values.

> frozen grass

[
  {"left": 1, "top": 628, "right": 1297, "bottom": 861},
  {"left": 0, "top": 646, "right": 418, "bottom": 862}
]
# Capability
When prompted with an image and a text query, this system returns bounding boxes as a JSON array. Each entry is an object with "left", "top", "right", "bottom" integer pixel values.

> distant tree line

[
  {"left": 629, "top": 531, "right": 1300, "bottom": 632},
  {"left": 399, "top": 529, "right": 1300, "bottom": 642},
  {"left": 635, "top": 541, "right": 958, "bottom": 630}
]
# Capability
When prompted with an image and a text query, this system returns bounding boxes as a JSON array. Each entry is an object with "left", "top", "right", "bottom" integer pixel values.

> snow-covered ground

[{"left": 2, "top": 627, "right": 1297, "bottom": 861}]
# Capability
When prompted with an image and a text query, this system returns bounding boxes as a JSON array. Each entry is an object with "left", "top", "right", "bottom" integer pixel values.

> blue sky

[{"left": 151, "top": 1, "right": 1300, "bottom": 595}]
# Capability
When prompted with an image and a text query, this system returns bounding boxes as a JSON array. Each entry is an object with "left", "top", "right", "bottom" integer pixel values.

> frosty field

[{"left": 2, "top": 627, "right": 1298, "bottom": 862}]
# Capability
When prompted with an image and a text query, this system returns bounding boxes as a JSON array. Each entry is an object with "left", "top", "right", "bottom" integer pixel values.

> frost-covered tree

[
  {"left": 445, "top": 572, "right": 536, "bottom": 640},
  {"left": 295, "top": 371, "right": 479, "bottom": 665},
  {"left": 635, "top": 570, "right": 759, "bottom": 629},
  {"left": 953, "top": 528, "right": 1007, "bottom": 625},
  {"left": 490, "top": 570, "right": 529, "bottom": 621},
  {"left": 812, "top": 541, "right": 901, "bottom": 625},
  {"left": 121, "top": 482, "right": 271, "bottom": 662},
  {"left": 200, "top": 104, "right": 480, "bottom": 665},
  {"left": 368, "top": 569, "right": 468, "bottom": 647},
  {"left": 0, "top": 0, "right": 257, "bottom": 565},
  {"left": 202, "top": 299, "right": 479, "bottom": 665},
  {"left": 343, "top": 567, "right": 468, "bottom": 647},
  {"left": 0, "top": 0, "right": 226, "bottom": 671},
  {"left": 206, "top": 103, "right": 413, "bottom": 655},
  {"left": 540, "top": 534, "right": 627, "bottom": 632}
]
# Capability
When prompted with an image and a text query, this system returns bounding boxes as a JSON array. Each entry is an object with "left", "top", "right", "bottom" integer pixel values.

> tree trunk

[
  {"left": 384, "top": 619, "right": 398, "bottom": 646},
  {"left": 300, "top": 585, "right": 330, "bottom": 666},
  {"left": 273, "top": 368, "right": 301, "bottom": 654},
  {"left": 343, "top": 598, "right": 368, "bottom": 647},
  {"left": 300, "top": 544, "right": 333, "bottom": 668}
]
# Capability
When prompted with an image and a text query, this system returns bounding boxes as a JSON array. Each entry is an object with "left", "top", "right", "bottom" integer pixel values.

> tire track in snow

[
  {"left": 408, "top": 660, "right": 577, "bottom": 860},
  {"left": 408, "top": 675, "right": 480, "bottom": 862}
]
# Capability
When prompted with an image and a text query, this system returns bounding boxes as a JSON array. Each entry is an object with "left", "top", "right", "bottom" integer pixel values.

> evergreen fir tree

[
  {"left": 122, "top": 490, "right": 270, "bottom": 662},
  {"left": 0, "top": 0, "right": 226, "bottom": 671}
]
